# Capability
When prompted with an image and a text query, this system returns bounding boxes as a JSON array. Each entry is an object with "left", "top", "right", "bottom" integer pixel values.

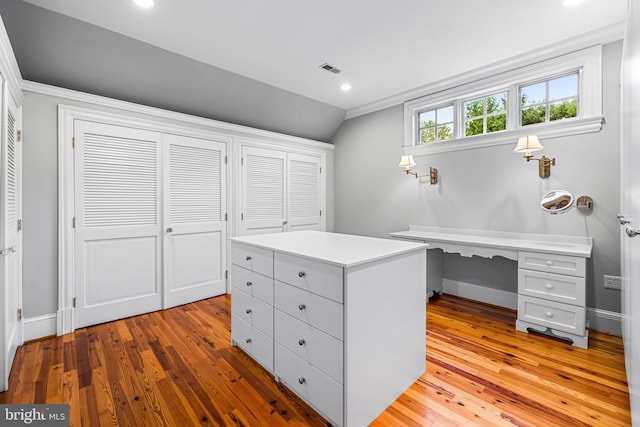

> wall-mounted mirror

[{"left": 540, "top": 190, "right": 574, "bottom": 214}]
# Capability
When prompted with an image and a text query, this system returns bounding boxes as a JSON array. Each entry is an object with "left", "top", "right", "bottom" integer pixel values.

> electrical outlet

[{"left": 604, "top": 275, "right": 622, "bottom": 290}]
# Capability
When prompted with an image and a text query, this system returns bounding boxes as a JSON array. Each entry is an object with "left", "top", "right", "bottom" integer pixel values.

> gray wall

[
  {"left": 332, "top": 41, "right": 623, "bottom": 313},
  {"left": 0, "top": 1, "right": 345, "bottom": 142}
]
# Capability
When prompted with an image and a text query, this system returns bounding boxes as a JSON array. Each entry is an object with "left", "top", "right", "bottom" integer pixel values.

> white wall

[{"left": 332, "top": 41, "right": 622, "bottom": 315}]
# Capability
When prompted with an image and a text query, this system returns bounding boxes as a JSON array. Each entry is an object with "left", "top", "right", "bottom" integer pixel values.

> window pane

[
  {"left": 419, "top": 110, "right": 435, "bottom": 128},
  {"left": 550, "top": 99, "right": 577, "bottom": 121},
  {"left": 420, "top": 128, "right": 436, "bottom": 143},
  {"left": 437, "top": 124, "right": 454, "bottom": 140},
  {"left": 521, "top": 82, "right": 546, "bottom": 106},
  {"left": 465, "top": 119, "right": 483, "bottom": 136},
  {"left": 464, "top": 98, "right": 484, "bottom": 118},
  {"left": 521, "top": 105, "right": 546, "bottom": 126},
  {"left": 437, "top": 105, "right": 454, "bottom": 123},
  {"left": 549, "top": 74, "right": 578, "bottom": 101},
  {"left": 487, "top": 93, "right": 507, "bottom": 114},
  {"left": 487, "top": 114, "right": 507, "bottom": 133}
]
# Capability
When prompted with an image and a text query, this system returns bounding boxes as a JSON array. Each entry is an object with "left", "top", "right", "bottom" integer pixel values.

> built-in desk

[{"left": 391, "top": 225, "right": 593, "bottom": 348}]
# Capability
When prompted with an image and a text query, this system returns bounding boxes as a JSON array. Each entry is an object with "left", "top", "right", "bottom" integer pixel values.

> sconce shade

[
  {"left": 513, "top": 135, "right": 544, "bottom": 157},
  {"left": 398, "top": 155, "right": 416, "bottom": 169}
]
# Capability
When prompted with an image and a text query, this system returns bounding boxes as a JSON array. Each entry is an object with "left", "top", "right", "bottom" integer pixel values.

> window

[
  {"left": 403, "top": 46, "right": 603, "bottom": 154},
  {"left": 464, "top": 92, "right": 507, "bottom": 136},
  {"left": 418, "top": 105, "right": 454, "bottom": 143},
  {"left": 520, "top": 73, "right": 578, "bottom": 126}
]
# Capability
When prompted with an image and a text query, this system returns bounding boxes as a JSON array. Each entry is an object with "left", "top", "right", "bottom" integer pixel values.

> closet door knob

[
  {"left": 545, "top": 284, "right": 553, "bottom": 290},
  {"left": 298, "top": 271, "right": 306, "bottom": 278},
  {"left": 298, "top": 304, "right": 306, "bottom": 311},
  {"left": 245, "top": 309, "right": 252, "bottom": 314},
  {"left": 298, "top": 377, "right": 306, "bottom": 384},
  {"left": 246, "top": 281, "right": 252, "bottom": 287},
  {"left": 245, "top": 256, "right": 252, "bottom": 261},
  {"left": 298, "top": 339, "right": 306, "bottom": 346},
  {"left": 545, "top": 312, "right": 553, "bottom": 318},
  {"left": 245, "top": 338, "right": 252, "bottom": 343}
]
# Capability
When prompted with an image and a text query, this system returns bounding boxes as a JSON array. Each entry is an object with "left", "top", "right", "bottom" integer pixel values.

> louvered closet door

[
  {"left": 0, "top": 79, "right": 21, "bottom": 392},
  {"left": 163, "top": 134, "right": 226, "bottom": 308},
  {"left": 74, "top": 121, "right": 162, "bottom": 328},
  {"left": 241, "top": 146, "right": 286, "bottom": 235},
  {"left": 287, "top": 153, "right": 321, "bottom": 231}
]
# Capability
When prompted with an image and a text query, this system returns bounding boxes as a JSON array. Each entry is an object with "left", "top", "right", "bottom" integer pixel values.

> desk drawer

[
  {"left": 518, "top": 252, "right": 585, "bottom": 277},
  {"left": 232, "top": 315, "right": 273, "bottom": 372},
  {"left": 518, "top": 295, "right": 586, "bottom": 336},
  {"left": 275, "top": 344, "right": 343, "bottom": 425},
  {"left": 275, "top": 281, "right": 343, "bottom": 340},
  {"left": 231, "top": 242, "right": 273, "bottom": 277},
  {"left": 231, "top": 289, "right": 273, "bottom": 338},
  {"left": 232, "top": 264, "right": 273, "bottom": 305},
  {"left": 518, "top": 269, "right": 585, "bottom": 306},
  {"left": 275, "top": 310, "right": 343, "bottom": 384},
  {"left": 274, "top": 252, "right": 343, "bottom": 303}
]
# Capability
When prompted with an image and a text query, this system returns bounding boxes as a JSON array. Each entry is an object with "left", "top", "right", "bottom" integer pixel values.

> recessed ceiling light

[
  {"left": 563, "top": 0, "right": 584, "bottom": 6},
  {"left": 132, "top": 0, "right": 155, "bottom": 8},
  {"left": 340, "top": 83, "right": 352, "bottom": 92}
]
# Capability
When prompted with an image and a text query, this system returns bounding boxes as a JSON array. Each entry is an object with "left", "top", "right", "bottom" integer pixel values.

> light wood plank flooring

[{"left": 0, "top": 294, "right": 631, "bottom": 426}]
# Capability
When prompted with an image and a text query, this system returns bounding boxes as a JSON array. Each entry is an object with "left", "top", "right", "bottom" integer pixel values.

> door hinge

[
  {"left": 241, "top": 157, "right": 244, "bottom": 166},
  {"left": 17, "top": 218, "right": 22, "bottom": 231},
  {"left": 72, "top": 297, "right": 77, "bottom": 308},
  {"left": 320, "top": 210, "right": 322, "bottom": 217},
  {"left": 72, "top": 137, "right": 76, "bottom": 149},
  {"left": 17, "top": 130, "right": 22, "bottom": 143},
  {"left": 320, "top": 167, "right": 322, "bottom": 174},
  {"left": 17, "top": 308, "right": 22, "bottom": 321},
  {"left": 72, "top": 217, "right": 76, "bottom": 228},
  {"left": 224, "top": 156, "right": 228, "bottom": 164},
  {"left": 224, "top": 213, "right": 228, "bottom": 221},
  {"left": 225, "top": 270, "right": 229, "bottom": 279},
  {"left": 241, "top": 213, "right": 244, "bottom": 220}
]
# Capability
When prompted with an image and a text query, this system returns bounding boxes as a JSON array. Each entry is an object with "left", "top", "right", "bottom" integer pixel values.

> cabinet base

[{"left": 516, "top": 320, "right": 589, "bottom": 349}]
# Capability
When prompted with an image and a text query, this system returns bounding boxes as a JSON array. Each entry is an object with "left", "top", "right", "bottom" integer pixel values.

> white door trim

[{"left": 57, "top": 105, "right": 233, "bottom": 335}]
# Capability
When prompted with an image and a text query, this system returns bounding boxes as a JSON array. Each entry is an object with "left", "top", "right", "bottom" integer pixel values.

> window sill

[{"left": 403, "top": 115, "right": 604, "bottom": 156}]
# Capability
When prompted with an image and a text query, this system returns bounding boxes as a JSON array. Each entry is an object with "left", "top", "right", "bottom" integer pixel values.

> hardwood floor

[{"left": 0, "top": 294, "right": 631, "bottom": 426}]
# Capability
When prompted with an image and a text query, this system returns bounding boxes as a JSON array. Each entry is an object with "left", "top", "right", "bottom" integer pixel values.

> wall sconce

[
  {"left": 398, "top": 155, "right": 438, "bottom": 184},
  {"left": 513, "top": 135, "right": 555, "bottom": 179}
]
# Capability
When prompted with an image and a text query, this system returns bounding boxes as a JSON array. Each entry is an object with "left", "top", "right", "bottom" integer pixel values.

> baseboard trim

[
  {"left": 442, "top": 279, "right": 518, "bottom": 310},
  {"left": 442, "top": 279, "right": 622, "bottom": 336},
  {"left": 23, "top": 313, "right": 57, "bottom": 342}
]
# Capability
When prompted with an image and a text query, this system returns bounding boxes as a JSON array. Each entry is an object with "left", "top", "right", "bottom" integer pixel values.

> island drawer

[
  {"left": 231, "top": 264, "right": 273, "bottom": 305},
  {"left": 275, "top": 309, "right": 343, "bottom": 384},
  {"left": 275, "top": 343, "right": 343, "bottom": 425},
  {"left": 231, "top": 289, "right": 274, "bottom": 338},
  {"left": 274, "top": 252, "right": 343, "bottom": 303},
  {"left": 231, "top": 242, "right": 273, "bottom": 278},
  {"left": 275, "top": 281, "right": 343, "bottom": 340},
  {"left": 518, "top": 252, "right": 585, "bottom": 277},
  {"left": 232, "top": 315, "right": 274, "bottom": 372},
  {"left": 518, "top": 295, "right": 586, "bottom": 336},
  {"left": 518, "top": 269, "right": 585, "bottom": 306}
]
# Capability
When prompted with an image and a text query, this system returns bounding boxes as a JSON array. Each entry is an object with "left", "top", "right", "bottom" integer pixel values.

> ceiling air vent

[{"left": 319, "top": 63, "right": 341, "bottom": 74}]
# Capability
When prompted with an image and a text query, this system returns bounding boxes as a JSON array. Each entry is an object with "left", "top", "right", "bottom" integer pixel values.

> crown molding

[
  {"left": 345, "top": 22, "right": 625, "bottom": 120},
  {"left": 21, "top": 80, "right": 334, "bottom": 151}
]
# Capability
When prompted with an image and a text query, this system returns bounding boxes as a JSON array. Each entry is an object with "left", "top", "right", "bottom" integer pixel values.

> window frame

[{"left": 403, "top": 46, "right": 603, "bottom": 155}]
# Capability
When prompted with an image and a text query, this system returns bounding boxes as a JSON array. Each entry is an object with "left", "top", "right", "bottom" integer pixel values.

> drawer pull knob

[
  {"left": 298, "top": 377, "right": 306, "bottom": 384},
  {"left": 545, "top": 284, "right": 554, "bottom": 290},
  {"left": 298, "top": 304, "right": 306, "bottom": 311},
  {"left": 298, "top": 339, "right": 306, "bottom": 346},
  {"left": 298, "top": 271, "right": 306, "bottom": 278},
  {"left": 245, "top": 256, "right": 252, "bottom": 261},
  {"left": 245, "top": 338, "right": 252, "bottom": 343},
  {"left": 546, "top": 260, "right": 553, "bottom": 266},
  {"left": 245, "top": 309, "right": 252, "bottom": 314},
  {"left": 246, "top": 281, "right": 252, "bottom": 287},
  {"left": 545, "top": 312, "right": 553, "bottom": 318}
]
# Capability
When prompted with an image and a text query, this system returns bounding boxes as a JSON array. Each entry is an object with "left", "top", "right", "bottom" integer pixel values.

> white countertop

[
  {"left": 390, "top": 226, "right": 593, "bottom": 258},
  {"left": 231, "top": 230, "right": 427, "bottom": 268}
]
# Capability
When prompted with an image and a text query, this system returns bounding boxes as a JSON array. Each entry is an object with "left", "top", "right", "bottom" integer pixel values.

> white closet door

[
  {"left": 287, "top": 153, "right": 321, "bottom": 231},
  {"left": 74, "top": 121, "right": 162, "bottom": 328},
  {"left": 0, "top": 79, "right": 21, "bottom": 391},
  {"left": 241, "top": 146, "right": 286, "bottom": 235},
  {"left": 163, "top": 134, "right": 226, "bottom": 308}
]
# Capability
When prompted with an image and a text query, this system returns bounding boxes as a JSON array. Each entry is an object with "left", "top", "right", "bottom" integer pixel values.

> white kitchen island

[{"left": 230, "top": 230, "right": 427, "bottom": 427}]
